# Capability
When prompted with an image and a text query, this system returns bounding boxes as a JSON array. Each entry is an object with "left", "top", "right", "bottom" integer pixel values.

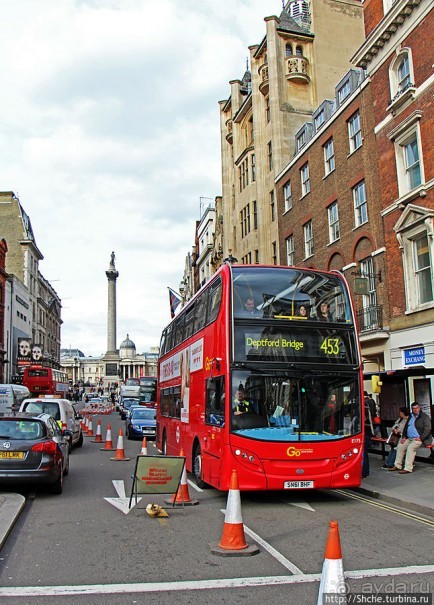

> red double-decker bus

[
  {"left": 139, "top": 377, "right": 157, "bottom": 407},
  {"left": 22, "top": 366, "right": 69, "bottom": 397},
  {"left": 156, "top": 264, "right": 364, "bottom": 491}
]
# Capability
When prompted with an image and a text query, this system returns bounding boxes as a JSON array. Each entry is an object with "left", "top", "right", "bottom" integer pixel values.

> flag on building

[{"left": 168, "top": 287, "right": 181, "bottom": 318}]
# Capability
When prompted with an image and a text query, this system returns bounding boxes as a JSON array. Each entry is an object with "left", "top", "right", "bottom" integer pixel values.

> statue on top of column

[{"left": 110, "top": 251, "right": 116, "bottom": 269}]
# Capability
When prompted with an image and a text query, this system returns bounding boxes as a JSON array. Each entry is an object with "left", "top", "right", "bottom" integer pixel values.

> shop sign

[{"left": 403, "top": 347, "right": 425, "bottom": 367}]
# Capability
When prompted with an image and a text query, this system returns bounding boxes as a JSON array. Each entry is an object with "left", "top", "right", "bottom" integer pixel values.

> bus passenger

[
  {"left": 241, "top": 297, "right": 260, "bottom": 317},
  {"left": 233, "top": 386, "right": 252, "bottom": 415},
  {"left": 317, "top": 302, "right": 332, "bottom": 321},
  {"left": 297, "top": 304, "right": 310, "bottom": 319}
]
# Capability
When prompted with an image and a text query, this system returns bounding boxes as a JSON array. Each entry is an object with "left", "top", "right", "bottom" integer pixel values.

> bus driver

[{"left": 233, "top": 386, "right": 252, "bottom": 415}]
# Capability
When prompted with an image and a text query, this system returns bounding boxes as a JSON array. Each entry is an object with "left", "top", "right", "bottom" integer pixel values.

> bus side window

[
  {"left": 174, "top": 315, "right": 185, "bottom": 347},
  {"left": 205, "top": 376, "right": 225, "bottom": 426},
  {"left": 194, "top": 291, "right": 208, "bottom": 333},
  {"left": 208, "top": 278, "right": 222, "bottom": 324},
  {"left": 160, "top": 330, "right": 167, "bottom": 356},
  {"left": 184, "top": 303, "right": 195, "bottom": 340}
]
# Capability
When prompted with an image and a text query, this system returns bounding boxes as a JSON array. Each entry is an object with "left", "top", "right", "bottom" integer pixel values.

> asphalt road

[{"left": 0, "top": 412, "right": 432, "bottom": 605}]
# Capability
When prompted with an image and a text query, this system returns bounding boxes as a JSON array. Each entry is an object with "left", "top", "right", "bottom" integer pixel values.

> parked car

[
  {"left": 0, "top": 384, "right": 31, "bottom": 415},
  {"left": 119, "top": 398, "right": 140, "bottom": 420},
  {"left": 19, "top": 397, "right": 83, "bottom": 450},
  {"left": 0, "top": 413, "right": 70, "bottom": 494},
  {"left": 125, "top": 407, "right": 157, "bottom": 440}
]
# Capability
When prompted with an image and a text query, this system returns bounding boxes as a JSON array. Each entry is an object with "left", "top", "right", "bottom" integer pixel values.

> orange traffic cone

[
  {"left": 86, "top": 417, "right": 94, "bottom": 437},
  {"left": 110, "top": 429, "right": 130, "bottom": 461},
  {"left": 91, "top": 419, "right": 103, "bottom": 443},
  {"left": 317, "top": 521, "right": 346, "bottom": 604},
  {"left": 100, "top": 424, "right": 116, "bottom": 451},
  {"left": 165, "top": 448, "right": 199, "bottom": 506},
  {"left": 209, "top": 470, "right": 259, "bottom": 556},
  {"left": 140, "top": 437, "right": 148, "bottom": 455},
  {"left": 80, "top": 414, "right": 87, "bottom": 430}
]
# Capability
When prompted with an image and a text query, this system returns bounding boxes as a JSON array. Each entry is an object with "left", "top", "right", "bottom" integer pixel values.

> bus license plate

[
  {"left": 0, "top": 451, "right": 24, "bottom": 459},
  {"left": 284, "top": 480, "right": 314, "bottom": 489}
]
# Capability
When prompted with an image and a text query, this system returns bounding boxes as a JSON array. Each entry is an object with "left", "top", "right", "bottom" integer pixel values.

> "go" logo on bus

[{"left": 287, "top": 446, "right": 301, "bottom": 457}]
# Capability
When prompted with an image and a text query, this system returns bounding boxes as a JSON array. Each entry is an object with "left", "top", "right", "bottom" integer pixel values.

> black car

[
  {"left": 0, "top": 413, "right": 70, "bottom": 495},
  {"left": 119, "top": 398, "right": 140, "bottom": 420}
]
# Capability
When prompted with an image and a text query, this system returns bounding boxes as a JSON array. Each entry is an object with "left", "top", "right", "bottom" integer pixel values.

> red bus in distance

[
  {"left": 139, "top": 377, "right": 157, "bottom": 407},
  {"left": 156, "top": 264, "right": 364, "bottom": 491},
  {"left": 22, "top": 366, "right": 69, "bottom": 398}
]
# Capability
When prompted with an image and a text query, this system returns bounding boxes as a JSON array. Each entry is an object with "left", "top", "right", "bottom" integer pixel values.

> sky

[{"left": 0, "top": 0, "right": 283, "bottom": 357}]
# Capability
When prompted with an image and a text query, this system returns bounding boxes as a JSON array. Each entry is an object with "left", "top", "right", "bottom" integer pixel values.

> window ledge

[
  {"left": 303, "top": 254, "right": 314, "bottom": 261},
  {"left": 395, "top": 183, "right": 428, "bottom": 207},
  {"left": 347, "top": 143, "right": 363, "bottom": 159},
  {"left": 299, "top": 192, "right": 311, "bottom": 201},
  {"left": 352, "top": 221, "right": 368, "bottom": 232},
  {"left": 323, "top": 169, "right": 335, "bottom": 180},
  {"left": 283, "top": 207, "right": 293, "bottom": 216},
  {"left": 327, "top": 238, "right": 340, "bottom": 247},
  {"left": 405, "top": 301, "right": 434, "bottom": 316},
  {"left": 387, "top": 86, "right": 416, "bottom": 115}
]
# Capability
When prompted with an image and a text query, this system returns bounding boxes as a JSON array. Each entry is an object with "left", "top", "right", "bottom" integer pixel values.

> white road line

[
  {"left": 287, "top": 500, "right": 315, "bottom": 511},
  {"left": 0, "top": 566, "right": 433, "bottom": 597},
  {"left": 188, "top": 478, "right": 203, "bottom": 492},
  {"left": 242, "top": 526, "right": 304, "bottom": 574},
  {"left": 219, "top": 508, "right": 303, "bottom": 574},
  {"left": 112, "top": 479, "right": 127, "bottom": 498}
]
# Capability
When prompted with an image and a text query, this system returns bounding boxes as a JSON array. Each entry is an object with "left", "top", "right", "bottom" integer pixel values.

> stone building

[
  {"left": 0, "top": 192, "right": 61, "bottom": 379},
  {"left": 351, "top": 0, "right": 434, "bottom": 420},
  {"left": 218, "top": 0, "right": 365, "bottom": 266},
  {"left": 60, "top": 340, "right": 158, "bottom": 387},
  {"left": 0, "top": 238, "right": 8, "bottom": 382}
]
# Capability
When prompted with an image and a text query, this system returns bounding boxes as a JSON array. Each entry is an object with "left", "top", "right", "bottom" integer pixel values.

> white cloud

[{"left": 0, "top": 0, "right": 282, "bottom": 355}]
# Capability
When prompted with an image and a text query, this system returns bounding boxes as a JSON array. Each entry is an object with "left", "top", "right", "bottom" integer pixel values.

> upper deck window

[{"left": 232, "top": 267, "right": 351, "bottom": 323}]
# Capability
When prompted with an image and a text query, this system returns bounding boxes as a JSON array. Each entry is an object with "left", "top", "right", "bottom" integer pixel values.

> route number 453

[{"left": 320, "top": 337, "right": 340, "bottom": 355}]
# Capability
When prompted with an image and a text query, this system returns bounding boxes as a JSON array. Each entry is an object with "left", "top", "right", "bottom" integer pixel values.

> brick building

[
  {"left": 275, "top": 67, "right": 387, "bottom": 371},
  {"left": 352, "top": 0, "right": 434, "bottom": 422}
]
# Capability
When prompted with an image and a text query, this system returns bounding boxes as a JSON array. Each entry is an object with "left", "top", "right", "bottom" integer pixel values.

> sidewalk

[
  {"left": 0, "top": 493, "right": 25, "bottom": 550},
  {"left": 0, "top": 456, "right": 432, "bottom": 550},
  {"left": 353, "top": 452, "right": 434, "bottom": 517}
]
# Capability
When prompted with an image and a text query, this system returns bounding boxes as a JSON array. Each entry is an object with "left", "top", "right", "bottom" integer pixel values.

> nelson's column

[{"left": 102, "top": 251, "right": 120, "bottom": 383}]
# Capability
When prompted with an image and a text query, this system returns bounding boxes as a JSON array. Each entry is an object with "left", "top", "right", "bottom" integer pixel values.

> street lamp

[{"left": 224, "top": 249, "right": 238, "bottom": 264}]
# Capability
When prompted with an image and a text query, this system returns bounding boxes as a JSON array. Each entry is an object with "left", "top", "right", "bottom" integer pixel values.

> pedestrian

[
  {"left": 388, "top": 401, "right": 432, "bottom": 474},
  {"left": 362, "top": 395, "right": 374, "bottom": 478},
  {"left": 381, "top": 406, "right": 409, "bottom": 469}
]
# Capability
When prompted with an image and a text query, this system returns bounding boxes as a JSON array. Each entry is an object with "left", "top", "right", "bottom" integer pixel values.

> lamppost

[
  {"left": 73, "top": 357, "right": 79, "bottom": 387},
  {"left": 224, "top": 249, "right": 238, "bottom": 264}
]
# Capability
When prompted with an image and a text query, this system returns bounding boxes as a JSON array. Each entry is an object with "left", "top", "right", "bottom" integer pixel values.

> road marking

[
  {"left": 188, "top": 478, "right": 203, "bottom": 492},
  {"left": 335, "top": 489, "right": 434, "bottom": 527},
  {"left": 104, "top": 480, "right": 141, "bottom": 515},
  {"left": 1, "top": 566, "right": 433, "bottom": 597},
  {"left": 287, "top": 500, "right": 315, "bottom": 511},
  {"left": 219, "top": 508, "right": 303, "bottom": 574}
]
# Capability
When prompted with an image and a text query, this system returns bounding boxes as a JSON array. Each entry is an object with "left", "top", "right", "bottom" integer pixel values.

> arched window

[
  {"left": 296, "top": 46, "right": 303, "bottom": 57},
  {"left": 285, "top": 43, "right": 293, "bottom": 57},
  {"left": 398, "top": 55, "right": 411, "bottom": 91},
  {"left": 389, "top": 49, "right": 414, "bottom": 103}
]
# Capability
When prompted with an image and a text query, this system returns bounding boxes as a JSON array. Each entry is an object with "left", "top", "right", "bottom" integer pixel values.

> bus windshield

[
  {"left": 230, "top": 370, "right": 360, "bottom": 442},
  {"left": 232, "top": 266, "right": 352, "bottom": 322}
]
